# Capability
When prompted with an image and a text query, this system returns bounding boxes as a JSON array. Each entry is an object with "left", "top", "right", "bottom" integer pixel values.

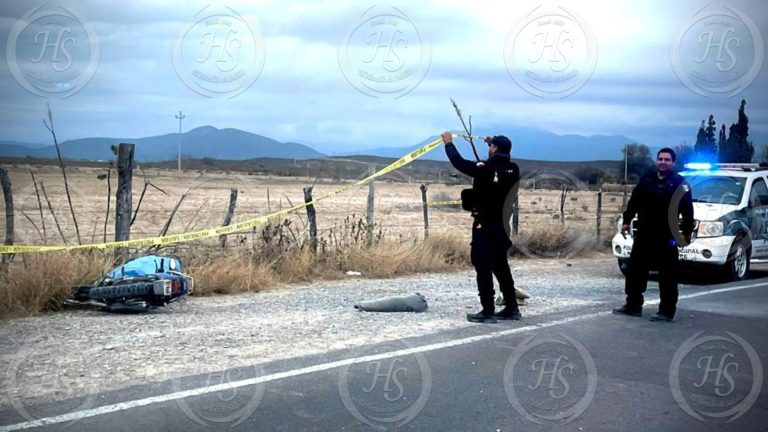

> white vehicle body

[{"left": 611, "top": 164, "right": 768, "bottom": 280}]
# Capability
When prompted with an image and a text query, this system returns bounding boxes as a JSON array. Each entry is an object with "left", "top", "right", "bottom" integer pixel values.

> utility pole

[
  {"left": 624, "top": 143, "right": 628, "bottom": 184},
  {"left": 175, "top": 110, "right": 185, "bottom": 173}
]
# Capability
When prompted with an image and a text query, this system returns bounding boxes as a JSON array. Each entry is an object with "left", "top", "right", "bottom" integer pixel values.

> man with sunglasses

[{"left": 441, "top": 131, "right": 522, "bottom": 323}]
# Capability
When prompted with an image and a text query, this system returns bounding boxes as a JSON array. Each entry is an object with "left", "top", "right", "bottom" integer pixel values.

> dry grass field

[
  {"left": 1, "top": 164, "right": 626, "bottom": 247},
  {"left": 0, "top": 163, "right": 628, "bottom": 317}
]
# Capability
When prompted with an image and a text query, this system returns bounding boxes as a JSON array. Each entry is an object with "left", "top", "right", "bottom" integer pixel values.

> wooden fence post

[
  {"left": 115, "top": 143, "right": 134, "bottom": 261},
  {"left": 104, "top": 169, "right": 111, "bottom": 242},
  {"left": 303, "top": 186, "right": 317, "bottom": 254},
  {"left": 219, "top": 188, "right": 238, "bottom": 247},
  {"left": 420, "top": 184, "right": 429, "bottom": 239},
  {"left": 512, "top": 196, "right": 519, "bottom": 235},
  {"left": 0, "top": 168, "right": 14, "bottom": 263},
  {"left": 596, "top": 178, "right": 603, "bottom": 242},
  {"left": 621, "top": 183, "right": 628, "bottom": 210},
  {"left": 366, "top": 165, "right": 375, "bottom": 246}
]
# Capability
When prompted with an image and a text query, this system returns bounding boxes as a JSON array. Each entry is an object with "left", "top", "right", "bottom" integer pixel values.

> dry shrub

[
  {"left": 272, "top": 247, "right": 335, "bottom": 283},
  {"left": 338, "top": 234, "right": 469, "bottom": 277},
  {"left": 513, "top": 226, "right": 595, "bottom": 257},
  {"left": 185, "top": 255, "right": 275, "bottom": 296},
  {"left": 0, "top": 252, "right": 112, "bottom": 318},
  {"left": 182, "top": 232, "right": 471, "bottom": 290}
]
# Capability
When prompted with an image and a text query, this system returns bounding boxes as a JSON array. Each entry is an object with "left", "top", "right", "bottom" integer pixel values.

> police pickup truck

[{"left": 612, "top": 163, "right": 768, "bottom": 281}]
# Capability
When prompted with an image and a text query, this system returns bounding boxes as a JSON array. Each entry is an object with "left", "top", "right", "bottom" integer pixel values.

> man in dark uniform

[
  {"left": 441, "top": 131, "right": 522, "bottom": 323},
  {"left": 613, "top": 148, "right": 694, "bottom": 322}
]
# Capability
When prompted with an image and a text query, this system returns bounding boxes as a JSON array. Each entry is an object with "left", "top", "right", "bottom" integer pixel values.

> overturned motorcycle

[{"left": 64, "top": 255, "right": 194, "bottom": 313}]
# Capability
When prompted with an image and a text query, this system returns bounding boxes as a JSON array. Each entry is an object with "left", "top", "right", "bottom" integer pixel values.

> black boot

[
  {"left": 612, "top": 304, "right": 642, "bottom": 317},
  {"left": 495, "top": 306, "right": 521, "bottom": 320},
  {"left": 649, "top": 312, "right": 674, "bottom": 322},
  {"left": 467, "top": 309, "right": 497, "bottom": 324}
]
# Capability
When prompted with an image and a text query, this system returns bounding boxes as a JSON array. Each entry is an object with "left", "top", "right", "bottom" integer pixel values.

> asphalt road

[{"left": 2, "top": 269, "right": 768, "bottom": 432}]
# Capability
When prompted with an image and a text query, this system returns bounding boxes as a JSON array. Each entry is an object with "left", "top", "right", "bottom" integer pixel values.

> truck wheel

[
  {"left": 723, "top": 236, "right": 751, "bottom": 281},
  {"left": 618, "top": 259, "right": 629, "bottom": 277}
]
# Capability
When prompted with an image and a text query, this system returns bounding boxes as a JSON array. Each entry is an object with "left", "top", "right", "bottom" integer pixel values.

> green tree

[
  {"left": 694, "top": 120, "right": 707, "bottom": 153},
  {"left": 722, "top": 99, "right": 754, "bottom": 163},
  {"left": 694, "top": 116, "right": 718, "bottom": 161},
  {"left": 718, "top": 124, "right": 727, "bottom": 162},
  {"left": 706, "top": 115, "right": 717, "bottom": 151},
  {"left": 573, "top": 166, "right": 606, "bottom": 185},
  {"left": 674, "top": 143, "right": 696, "bottom": 167},
  {"left": 621, "top": 143, "right": 654, "bottom": 182}
]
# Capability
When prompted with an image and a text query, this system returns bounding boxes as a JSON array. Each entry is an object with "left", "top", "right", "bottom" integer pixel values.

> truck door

[{"left": 748, "top": 177, "right": 768, "bottom": 257}]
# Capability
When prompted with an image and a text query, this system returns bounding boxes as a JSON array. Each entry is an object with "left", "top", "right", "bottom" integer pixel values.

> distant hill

[
  {"left": 357, "top": 126, "right": 640, "bottom": 162},
  {"left": 0, "top": 125, "right": 644, "bottom": 163},
  {"left": 0, "top": 126, "right": 323, "bottom": 161}
]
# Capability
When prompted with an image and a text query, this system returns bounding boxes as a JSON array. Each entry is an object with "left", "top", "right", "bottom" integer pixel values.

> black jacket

[
  {"left": 623, "top": 171, "right": 695, "bottom": 243},
  {"left": 445, "top": 142, "right": 520, "bottom": 222}
]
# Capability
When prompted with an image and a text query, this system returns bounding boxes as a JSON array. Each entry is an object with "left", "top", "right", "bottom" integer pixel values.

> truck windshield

[{"left": 684, "top": 175, "right": 745, "bottom": 205}]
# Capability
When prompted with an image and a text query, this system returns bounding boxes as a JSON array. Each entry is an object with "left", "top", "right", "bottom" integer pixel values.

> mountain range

[
  {"left": 0, "top": 127, "right": 323, "bottom": 162},
  {"left": 360, "top": 126, "right": 640, "bottom": 162},
  {"left": 0, "top": 125, "right": 641, "bottom": 162}
]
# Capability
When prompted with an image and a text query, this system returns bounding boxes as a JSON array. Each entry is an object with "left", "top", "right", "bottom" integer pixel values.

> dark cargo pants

[
  {"left": 625, "top": 237, "right": 680, "bottom": 317},
  {"left": 471, "top": 220, "right": 518, "bottom": 313}
]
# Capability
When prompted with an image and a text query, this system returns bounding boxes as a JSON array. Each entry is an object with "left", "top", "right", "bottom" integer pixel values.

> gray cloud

[{"left": 0, "top": 0, "right": 765, "bottom": 157}]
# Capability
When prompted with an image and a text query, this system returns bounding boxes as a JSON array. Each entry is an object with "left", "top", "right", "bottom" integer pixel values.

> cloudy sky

[{"left": 0, "top": 0, "right": 766, "bottom": 157}]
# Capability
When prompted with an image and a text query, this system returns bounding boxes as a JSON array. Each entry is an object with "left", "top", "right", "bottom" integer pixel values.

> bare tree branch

[
  {"left": 450, "top": 98, "right": 481, "bottom": 161},
  {"left": 20, "top": 211, "right": 43, "bottom": 242},
  {"left": 28, "top": 169, "right": 46, "bottom": 243},
  {"left": 40, "top": 181, "right": 68, "bottom": 245},
  {"left": 44, "top": 102, "right": 81, "bottom": 244}
]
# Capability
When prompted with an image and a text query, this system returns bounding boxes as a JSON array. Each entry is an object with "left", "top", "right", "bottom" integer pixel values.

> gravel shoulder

[{"left": 0, "top": 255, "right": 624, "bottom": 407}]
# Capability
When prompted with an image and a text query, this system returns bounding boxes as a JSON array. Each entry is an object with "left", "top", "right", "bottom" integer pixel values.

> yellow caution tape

[
  {"left": 0, "top": 137, "right": 444, "bottom": 254},
  {"left": 426, "top": 200, "right": 461, "bottom": 207}
]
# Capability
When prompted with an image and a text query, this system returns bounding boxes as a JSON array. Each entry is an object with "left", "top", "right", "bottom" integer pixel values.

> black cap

[{"left": 491, "top": 135, "right": 512, "bottom": 154}]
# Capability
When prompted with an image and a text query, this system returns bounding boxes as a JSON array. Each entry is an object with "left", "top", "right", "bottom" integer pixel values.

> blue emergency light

[{"left": 684, "top": 162, "right": 712, "bottom": 171}]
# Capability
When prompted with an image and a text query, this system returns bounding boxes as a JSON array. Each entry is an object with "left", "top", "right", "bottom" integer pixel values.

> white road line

[{"left": 1, "top": 281, "right": 766, "bottom": 431}]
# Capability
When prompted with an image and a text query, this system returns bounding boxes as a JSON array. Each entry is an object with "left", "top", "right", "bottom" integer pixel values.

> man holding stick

[{"left": 442, "top": 131, "right": 522, "bottom": 323}]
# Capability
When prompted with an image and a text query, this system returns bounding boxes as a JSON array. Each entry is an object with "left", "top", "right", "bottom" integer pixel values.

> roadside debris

[
  {"left": 354, "top": 293, "right": 428, "bottom": 312},
  {"left": 63, "top": 255, "right": 194, "bottom": 313},
  {"left": 496, "top": 287, "right": 532, "bottom": 306}
]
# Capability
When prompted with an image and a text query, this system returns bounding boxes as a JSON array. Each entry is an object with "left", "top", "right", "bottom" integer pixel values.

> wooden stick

[
  {"left": 28, "top": 169, "right": 46, "bottom": 243},
  {"left": 44, "top": 102, "right": 81, "bottom": 244},
  {"left": 40, "top": 182, "right": 68, "bottom": 244}
]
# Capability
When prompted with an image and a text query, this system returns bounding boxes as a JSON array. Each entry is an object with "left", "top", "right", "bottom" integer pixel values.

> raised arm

[{"left": 442, "top": 131, "right": 479, "bottom": 178}]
